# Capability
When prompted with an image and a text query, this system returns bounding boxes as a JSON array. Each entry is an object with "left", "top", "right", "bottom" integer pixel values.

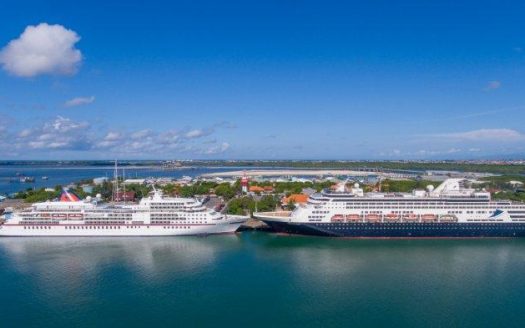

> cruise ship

[
  {"left": 0, "top": 189, "right": 248, "bottom": 236},
  {"left": 255, "top": 179, "right": 525, "bottom": 237}
]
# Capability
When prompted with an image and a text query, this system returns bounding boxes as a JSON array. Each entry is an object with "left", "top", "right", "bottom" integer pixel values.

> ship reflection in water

[
  {"left": 0, "top": 236, "right": 242, "bottom": 305},
  {"left": 2, "top": 234, "right": 525, "bottom": 327}
]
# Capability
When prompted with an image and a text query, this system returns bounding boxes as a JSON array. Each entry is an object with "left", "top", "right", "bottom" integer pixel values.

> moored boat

[
  {"left": 255, "top": 179, "right": 525, "bottom": 238},
  {"left": 0, "top": 189, "right": 248, "bottom": 237}
]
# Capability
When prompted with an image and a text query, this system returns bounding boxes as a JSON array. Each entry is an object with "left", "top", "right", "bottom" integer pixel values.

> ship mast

[{"left": 113, "top": 159, "right": 119, "bottom": 202}]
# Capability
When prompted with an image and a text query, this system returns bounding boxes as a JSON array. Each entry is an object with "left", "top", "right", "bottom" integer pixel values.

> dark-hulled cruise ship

[{"left": 254, "top": 179, "right": 525, "bottom": 237}]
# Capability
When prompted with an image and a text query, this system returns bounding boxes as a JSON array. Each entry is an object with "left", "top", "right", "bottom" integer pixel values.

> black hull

[{"left": 263, "top": 221, "right": 525, "bottom": 238}]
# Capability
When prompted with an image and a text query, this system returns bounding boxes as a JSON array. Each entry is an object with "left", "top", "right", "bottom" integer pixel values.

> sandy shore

[{"left": 201, "top": 169, "right": 412, "bottom": 178}]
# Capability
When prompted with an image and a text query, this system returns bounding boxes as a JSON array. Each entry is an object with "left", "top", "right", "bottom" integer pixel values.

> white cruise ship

[
  {"left": 0, "top": 189, "right": 248, "bottom": 237},
  {"left": 255, "top": 179, "right": 525, "bottom": 237}
]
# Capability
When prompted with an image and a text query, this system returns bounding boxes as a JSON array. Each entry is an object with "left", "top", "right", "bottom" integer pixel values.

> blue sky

[{"left": 1, "top": 0, "right": 524, "bottom": 160}]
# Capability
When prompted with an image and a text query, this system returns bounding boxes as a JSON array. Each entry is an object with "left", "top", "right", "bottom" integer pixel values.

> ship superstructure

[
  {"left": 0, "top": 189, "right": 248, "bottom": 236},
  {"left": 255, "top": 179, "right": 525, "bottom": 237}
]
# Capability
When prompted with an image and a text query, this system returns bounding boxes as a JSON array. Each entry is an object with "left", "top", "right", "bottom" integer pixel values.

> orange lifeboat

[
  {"left": 385, "top": 213, "right": 400, "bottom": 222},
  {"left": 346, "top": 214, "right": 361, "bottom": 222},
  {"left": 365, "top": 214, "right": 380, "bottom": 222},
  {"left": 403, "top": 213, "right": 418, "bottom": 222},
  {"left": 421, "top": 214, "right": 436, "bottom": 222},
  {"left": 331, "top": 214, "right": 345, "bottom": 222}
]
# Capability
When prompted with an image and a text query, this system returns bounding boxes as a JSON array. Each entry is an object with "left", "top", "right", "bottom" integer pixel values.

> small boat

[
  {"left": 20, "top": 176, "right": 35, "bottom": 183},
  {"left": 331, "top": 214, "right": 345, "bottom": 222},
  {"left": 440, "top": 214, "right": 457, "bottom": 222},
  {"left": 385, "top": 213, "right": 400, "bottom": 221},
  {"left": 403, "top": 213, "right": 418, "bottom": 222},
  {"left": 421, "top": 214, "right": 437, "bottom": 222},
  {"left": 365, "top": 214, "right": 380, "bottom": 222},
  {"left": 345, "top": 214, "right": 361, "bottom": 222},
  {"left": 42, "top": 176, "right": 49, "bottom": 180}
]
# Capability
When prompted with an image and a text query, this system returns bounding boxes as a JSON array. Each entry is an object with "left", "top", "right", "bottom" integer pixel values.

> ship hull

[
  {"left": 0, "top": 221, "right": 244, "bottom": 237},
  {"left": 262, "top": 221, "right": 525, "bottom": 238}
]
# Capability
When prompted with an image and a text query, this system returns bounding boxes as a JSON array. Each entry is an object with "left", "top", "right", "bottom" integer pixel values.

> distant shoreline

[{"left": 1, "top": 160, "right": 524, "bottom": 175}]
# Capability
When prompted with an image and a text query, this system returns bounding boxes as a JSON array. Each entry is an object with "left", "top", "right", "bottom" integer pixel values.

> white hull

[{"left": 0, "top": 222, "right": 244, "bottom": 237}]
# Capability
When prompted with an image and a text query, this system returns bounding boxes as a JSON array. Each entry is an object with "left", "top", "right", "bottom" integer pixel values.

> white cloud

[
  {"left": 48, "top": 115, "right": 89, "bottom": 132},
  {"left": 18, "top": 129, "right": 32, "bottom": 138},
  {"left": 185, "top": 129, "right": 205, "bottom": 138},
  {"left": 434, "top": 128, "right": 524, "bottom": 141},
  {"left": 64, "top": 96, "right": 95, "bottom": 107},
  {"left": 103, "top": 132, "right": 121, "bottom": 141},
  {"left": 12, "top": 116, "right": 92, "bottom": 150},
  {"left": 131, "top": 129, "right": 152, "bottom": 139},
  {"left": 484, "top": 80, "right": 501, "bottom": 91},
  {"left": 204, "top": 142, "right": 230, "bottom": 155},
  {"left": 0, "top": 23, "right": 82, "bottom": 77},
  {"left": 1, "top": 116, "right": 232, "bottom": 156}
]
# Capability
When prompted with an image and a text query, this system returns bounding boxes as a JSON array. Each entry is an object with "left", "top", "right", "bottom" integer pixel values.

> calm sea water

[{"left": 1, "top": 232, "right": 525, "bottom": 327}]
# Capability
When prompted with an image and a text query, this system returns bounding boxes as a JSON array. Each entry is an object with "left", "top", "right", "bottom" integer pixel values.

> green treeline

[{"left": 226, "top": 195, "right": 279, "bottom": 215}]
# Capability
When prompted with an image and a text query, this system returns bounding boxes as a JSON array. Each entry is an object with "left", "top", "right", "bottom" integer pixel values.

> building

[
  {"left": 123, "top": 178, "right": 146, "bottom": 185},
  {"left": 249, "top": 186, "right": 265, "bottom": 193},
  {"left": 93, "top": 177, "right": 109, "bottom": 185},
  {"left": 281, "top": 194, "right": 309, "bottom": 207},
  {"left": 81, "top": 185, "right": 93, "bottom": 193},
  {"left": 114, "top": 191, "right": 135, "bottom": 202},
  {"left": 241, "top": 176, "right": 249, "bottom": 193},
  {"left": 249, "top": 185, "right": 274, "bottom": 193}
]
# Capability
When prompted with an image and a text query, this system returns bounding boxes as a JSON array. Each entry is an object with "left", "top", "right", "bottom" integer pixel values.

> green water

[{"left": 1, "top": 233, "right": 525, "bottom": 327}]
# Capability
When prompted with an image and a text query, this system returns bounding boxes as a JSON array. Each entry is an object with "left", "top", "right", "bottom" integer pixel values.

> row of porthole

[{"left": 66, "top": 226, "right": 121, "bottom": 229}]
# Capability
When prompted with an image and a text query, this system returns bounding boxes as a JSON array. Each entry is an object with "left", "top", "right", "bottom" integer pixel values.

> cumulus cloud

[
  {"left": 434, "top": 128, "right": 524, "bottom": 141},
  {"left": 104, "top": 132, "right": 122, "bottom": 141},
  {"left": 64, "top": 96, "right": 95, "bottom": 107},
  {"left": 0, "top": 116, "right": 234, "bottom": 157},
  {"left": 14, "top": 116, "right": 91, "bottom": 150},
  {"left": 0, "top": 23, "right": 82, "bottom": 77},
  {"left": 484, "top": 80, "right": 501, "bottom": 91},
  {"left": 185, "top": 129, "right": 207, "bottom": 139}
]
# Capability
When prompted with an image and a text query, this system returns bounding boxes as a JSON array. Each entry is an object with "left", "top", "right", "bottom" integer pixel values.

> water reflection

[
  {"left": 254, "top": 236, "right": 525, "bottom": 288},
  {"left": 0, "top": 236, "right": 242, "bottom": 301}
]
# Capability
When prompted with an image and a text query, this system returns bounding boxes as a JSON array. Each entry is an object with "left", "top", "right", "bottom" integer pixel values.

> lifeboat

[
  {"left": 346, "top": 214, "right": 361, "bottom": 222},
  {"left": 365, "top": 214, "right": 380, "bottom": 222},
  {"left": 440, "top": 214, "right": 457, "bottom": 222},
  {"left": 68, "top": 213, "right": 84, "bottom": 219},
  {"left": 331, "top": 214, "right": 345, "bottom": 222},
  {"left": 421, "top": 214, "right": 437, "bottom": 222},
  {"left": 52, "top": 213, "right": 67, "bottom": 218},
  {"left": 385, "top": 213, "right": 400, "bottom": 221},
  {"left": 403, "top": 213, "right": 418, "bottom": 222}
]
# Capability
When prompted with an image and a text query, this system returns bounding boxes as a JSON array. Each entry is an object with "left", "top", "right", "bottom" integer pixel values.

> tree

[
  {"left": 285, "top": 199, "right": 296, "bottom": 210},
  {"left": 215, "top": 183, "right": 236, "bottom": 200}
]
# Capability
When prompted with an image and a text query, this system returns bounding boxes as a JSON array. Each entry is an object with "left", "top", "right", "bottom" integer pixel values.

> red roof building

[
  {"left": 281, "top": 194, "right": 309, "bottom": 206},
  {"left": 249, "top": 186, "right": 265, "bottom": 193},
  {"left": 115, "top": 191, "right": 135, "bottom": 202}
]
